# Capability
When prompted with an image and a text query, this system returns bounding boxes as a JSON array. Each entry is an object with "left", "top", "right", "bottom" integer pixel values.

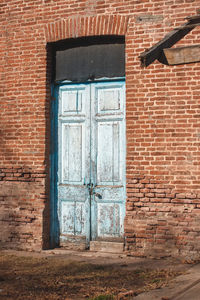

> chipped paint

[{"left": 54, "top": 80, "right": 126, "bottom": 248}]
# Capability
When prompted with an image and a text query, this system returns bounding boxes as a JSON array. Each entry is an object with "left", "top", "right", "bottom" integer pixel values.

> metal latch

[
  {"left": 87, "top": 183, "right": 102, "bottom": 198},
  {"left": 87, "top": 182, "right": 94, "bottom": 196}
]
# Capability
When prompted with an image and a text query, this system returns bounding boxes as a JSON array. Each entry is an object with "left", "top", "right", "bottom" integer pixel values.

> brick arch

[{"left": 44, "top": 15, "right": 129, "bottom": 42}]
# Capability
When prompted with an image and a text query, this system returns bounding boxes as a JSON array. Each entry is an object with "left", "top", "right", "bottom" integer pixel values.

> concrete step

[{"left": 90, "top": 241, "right": 124, "bottom": 253}]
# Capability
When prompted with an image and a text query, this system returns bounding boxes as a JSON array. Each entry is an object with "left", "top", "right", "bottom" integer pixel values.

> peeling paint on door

[{"left": 56, "top": 80, "right": 126, "bottom": 248}]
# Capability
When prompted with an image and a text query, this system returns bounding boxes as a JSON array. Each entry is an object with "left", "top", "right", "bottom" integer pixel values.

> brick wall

[{"left": 0, "top": 0, "right": 200, "bottom": 259}]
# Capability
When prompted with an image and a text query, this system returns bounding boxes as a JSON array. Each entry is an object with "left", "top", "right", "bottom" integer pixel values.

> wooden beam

[
  {"left": 174, "top": 22, "right": 200, "bottom": 30},
  {"left": 163, "top": 44, "right": 200, "bottom": 65},
  {"left": 186, "top": 14, "right": 200, "bottom": 21},
  {"left": 139, "top": 17, "right": 200, "bottom": 67}
]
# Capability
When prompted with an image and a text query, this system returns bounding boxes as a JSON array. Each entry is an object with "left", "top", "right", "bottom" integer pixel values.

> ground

[{"left": 0, "top": 250, "right": 190, "bottom": 300}]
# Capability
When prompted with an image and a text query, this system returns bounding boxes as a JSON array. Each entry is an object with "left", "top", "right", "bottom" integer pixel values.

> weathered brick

[{"left": 1, "top": 0, "right": 200, "bottom": 260}]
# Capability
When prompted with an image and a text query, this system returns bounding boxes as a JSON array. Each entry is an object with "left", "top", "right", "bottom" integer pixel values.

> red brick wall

[{"left": 0, "top": 0, "right": 200, "bottom": 259}]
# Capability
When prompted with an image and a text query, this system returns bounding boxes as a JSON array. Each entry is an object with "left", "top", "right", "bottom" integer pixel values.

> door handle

[{"left": 94, "top": 192, "right": 102, "bottom": 199}]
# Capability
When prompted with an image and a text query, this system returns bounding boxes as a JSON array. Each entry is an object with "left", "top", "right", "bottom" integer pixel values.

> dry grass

[{"left": 0, "top": 253, "right": 183, "bottom": 300}]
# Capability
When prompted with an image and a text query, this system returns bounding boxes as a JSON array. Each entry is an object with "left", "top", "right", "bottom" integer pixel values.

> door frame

[{"left": 50, "top": 77, "right": 126, "bottom": 248}]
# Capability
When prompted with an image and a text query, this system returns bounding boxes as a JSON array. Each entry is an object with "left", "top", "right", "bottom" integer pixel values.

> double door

[{"left": 57, "top": 81, "right": 126, "bottom": 247}]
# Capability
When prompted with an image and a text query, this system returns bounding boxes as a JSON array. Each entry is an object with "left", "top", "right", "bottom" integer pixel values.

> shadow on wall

[
  {"left": 0, "top": 47, "right": 53, "bottom": 251},
  {"left": 45, "top": 43, "right": 60, "bottom": 249}
]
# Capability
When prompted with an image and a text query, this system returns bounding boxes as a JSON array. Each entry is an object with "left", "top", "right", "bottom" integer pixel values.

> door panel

[
  {"left": 97, "top": 203, "right": 120, "bottom": 236},
  {"left": 62, "top": 123, "right": 84, "bottom": 182},
  {"left": 57, "top": 81, "right": 125, "bottom": 247},
  {"left": 97, "top": 122, "right": 120, "bottom": 183},
  {"left": 58, "top": 84, "right": 90, "bottom": 246},
  {"left": 61, "top": 201, "right": 87, "bottom": 235},
  {"left": 61, "top": 88, "right": 84, "bottom": 114}
]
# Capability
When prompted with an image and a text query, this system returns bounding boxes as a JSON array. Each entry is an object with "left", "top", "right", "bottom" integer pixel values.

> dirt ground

[{"left": 0, "top": 249, "right": 190, "bottom": 300}]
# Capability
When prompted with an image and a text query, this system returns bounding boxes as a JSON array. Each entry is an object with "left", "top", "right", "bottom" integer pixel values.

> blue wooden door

[{"left": 57, "top": 81, "right": 126, "bottom": 248}]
